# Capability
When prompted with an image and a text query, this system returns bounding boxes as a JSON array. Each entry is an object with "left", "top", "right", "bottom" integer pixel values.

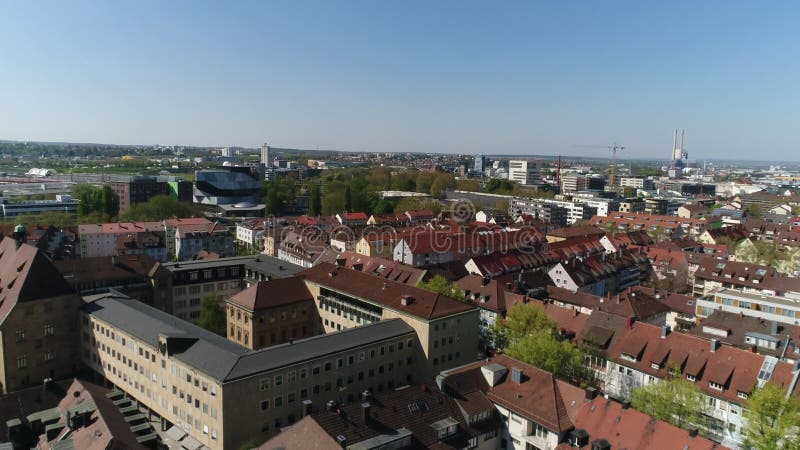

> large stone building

[
  {"left": 0, "top": 235, "right": 83, "bottom": 394},
  {"left": 226, "top": 278, "right": 322, "bottom": 349},
  {"left": 81, "top": 293, "right": 421, "bottom": 450}
]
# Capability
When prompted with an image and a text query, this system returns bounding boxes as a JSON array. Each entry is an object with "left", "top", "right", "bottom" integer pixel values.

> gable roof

[
  {"left": 300, "top": 263, "right": 475, "bottom": 320},
  {"left": 0, "top": 237, "right": 75, "bottom": 324},
  {"left": 441, "top": 354, "right": 585, "bottom": 434},
  {"left": 226, "top": 277, "right": 313, "bottom": 311},
  {"left": 556, "top": 397, "right": 726, "bottom": 450}
]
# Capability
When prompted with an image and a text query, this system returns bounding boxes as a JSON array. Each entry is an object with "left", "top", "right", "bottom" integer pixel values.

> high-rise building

[
  {"left": 109, "top": 176, "right": 170, "bottom": 213},
  {"left": 508, "top": 160, "right": 541, "bottom": 185},
  {"left": 260, "top": 142, "right": 270, "bottom": 166},
  {"left": 473, "top": 153, "right": 486, "bottom": 174}
]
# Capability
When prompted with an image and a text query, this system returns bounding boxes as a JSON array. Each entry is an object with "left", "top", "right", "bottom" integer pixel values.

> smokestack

[
  {"left": 680, "top": 129, "right": 685, "bottom": 151},
  {"left": 673, "top": 129, "right": 678, "bottom": 153}
]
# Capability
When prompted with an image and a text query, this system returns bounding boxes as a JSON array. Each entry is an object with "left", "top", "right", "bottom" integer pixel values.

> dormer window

[
  {"left": 650, "top": 362, "right": 661, "bottom": 370},
  {"left": 686, "top": 374, "right": 696, "bottom": 381},
  {"left": 709, "top": 381, "right": 724, "bottom": 391},
  {"left": 621, "top": 352, "right": 638, "bottom": 362},
  {"left": 737, "top": 391, "right": 749, "bottom": 399}
]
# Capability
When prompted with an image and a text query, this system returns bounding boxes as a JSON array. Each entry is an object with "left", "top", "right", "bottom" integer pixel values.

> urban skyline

[{"left": 2, "top": 1, "right": 799, "bottom": 160}]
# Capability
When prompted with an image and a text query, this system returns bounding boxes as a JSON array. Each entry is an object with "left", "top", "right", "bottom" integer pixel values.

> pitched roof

[
  {"left": 441, "top": 354, "right": 584, "bottom": 433},
  {"left": 0, "top": 238, "right": 76, "bottom": 324},
  {"left": 607, "top": 321, "right": 799, "bottom": 405},
  {"left": 300, "top": 263, "right": 475, "bottom": 320},
  {"left": 555, "top": 397, "right": 726, "bottom": 450},
  {"left": 84, "top": 294, "right": 415, "bottom": 383},
  {"left": 256, "top": 416, "right": 341, "bottom": 450},
  {"left": 335, "top": 251, "right": 426, "bottom": 286},
  {"left": 226, "top": 278, "right": 313, "bottom": 311}
]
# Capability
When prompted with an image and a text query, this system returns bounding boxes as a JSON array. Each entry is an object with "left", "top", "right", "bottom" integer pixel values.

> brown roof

[
  {"left": 227, "top": 277, "right": 313, "bottom": 311},
  {"left": 630, "top": 286, "right": 696, "bottom": 315},
  {"left": 335, "top": 251, "right": 426, "bottom": 286},
  {"left": 442, "top": 354, "right": 585, "bottom": 433},
  {"left": 54, "top": 254, "right": 158, "bottom": 286},
  {"left": 547, "top": 225, "right": 605, "bottom": 239},
  {"left": 555, "top": 397, "right": 726, "bottom": 450},
  {"left": 256, "top": 416, "right": 341, "bottom": 450},
  {"left": 308, "top": 383, "right": 493, "bottom": 450},
  {"left": 608, "top": 322, "right": 799, "bottom": 405},
  {"left": 0, "top": 237, "right": 75, "bottom": 324},
  {"left": 300, "top": 262, "right": 475, "bottom": 320}
]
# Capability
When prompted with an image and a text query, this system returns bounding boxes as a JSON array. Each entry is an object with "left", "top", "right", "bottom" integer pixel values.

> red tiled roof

[
  {"left": 300, "top": 262, "right": 474, "bottom": 320},
  {"left": 227, "top": 278, "right": 313, "bottom": 311}
]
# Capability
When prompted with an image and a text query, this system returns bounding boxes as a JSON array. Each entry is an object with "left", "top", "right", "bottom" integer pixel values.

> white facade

[
  {"left": 508, "top": 160, "right": 541, "bottom": 185},
  {"left": 697, "top": 288, "right": 800, "bottom": 325}
]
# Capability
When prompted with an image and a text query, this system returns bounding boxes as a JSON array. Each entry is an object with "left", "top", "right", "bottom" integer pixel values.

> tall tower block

[{"left": 260, "top": 142, "right": 270, "bottom": 166}]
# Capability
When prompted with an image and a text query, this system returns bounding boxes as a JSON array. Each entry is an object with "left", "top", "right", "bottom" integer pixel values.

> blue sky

[{"left": 1, "top": 1, "right": 798, "bottom": 160}]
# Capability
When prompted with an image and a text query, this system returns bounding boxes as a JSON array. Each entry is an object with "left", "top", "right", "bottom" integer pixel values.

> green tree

[
  {"left": 630, "top": 376, "right": 708, "bottom": 431},
  {"left": 487, "top": 302, "right": 556, "bottom": 349},
  {"left": 193, "top": 295, "right": 226, "bottom": 335},
  {"left": 308, "top": 183, "right": 322, "bottom": 216},
  {"left": 505, "top": 329, "right": 587, "bottom": 382},
  {"left": 394, "top": 197, "right": 441, "bottom": 214},
  {"left": 743, "top": 383, "right": 800, "bottom": 450},
  {"left": 456, "top": 179, "right": 481, "bottom": 192},
  {"left": 417, "top": 275, "right": 467, "bottom": 302},
  {"left": 430, "top": 174, "right": 456, "bottom": 198},
  {"left": 122, "top": 195, "right": 201, "bottom": 221}
]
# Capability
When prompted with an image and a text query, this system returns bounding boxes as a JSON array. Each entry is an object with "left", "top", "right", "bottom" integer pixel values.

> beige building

[
  {"left": 81, "top": 293, "right": 418, "bottom": 450},
  {"left": 226, "top": 278, "right": 322, "bottom": 349},
  {"left": 0, "top": 236, "right": 83, "bottom": 394},
  {"left": 301, "top": 262, "right": 481, "bottom": 381}
]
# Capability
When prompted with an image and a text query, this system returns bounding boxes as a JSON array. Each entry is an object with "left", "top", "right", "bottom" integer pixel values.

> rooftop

[{"left": 83, "top": 294, "right": 414, "bottom": 383}]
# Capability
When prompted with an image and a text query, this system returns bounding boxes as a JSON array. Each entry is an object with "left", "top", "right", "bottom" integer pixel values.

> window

[
  {"left": 274, "top": 375, "right": 283, "bottom": 386},
  {"left": 288, "top": 371, "right": 297, "bottom": 383},
  {"left": 274, "top": 396, "right": 283, "bottom": 407},
  {"left": 738, "top": 391, "right": 749, "bottom": 399},
  {"left": 44, "top": 350, "right": 55, "bottom": 362},
  {"left": 686, "top": 374, "right": 696, "bottom": 381},
  {"left": 260, "top": 400, "right": 269, "bottom": 411},
  {"left": 709, "top": 381, "right": 723, "bottom": 391},
  {"left": 15, "top": 330, "right": 25, "bottom": 342},
  {"left": 259, "top": 378, "right": 270, "bottom": 391},
  {"left": 17, "top": 354, "right": 28, "bottom": 369}
]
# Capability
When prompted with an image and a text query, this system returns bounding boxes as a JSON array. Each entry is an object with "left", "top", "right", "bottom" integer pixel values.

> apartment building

[
  {"left": 225, "top": 278, "right": 322, "bottom": 349},
  {"left": 163, "top": 218, "right": 213, "bottom": 260},
  {"left": 81, "top": 294, "right": 419, "bottom": 450},
  {"left": 174, "top": 221, "right": 233, "bottom": 261},
  {"left": 0, "top": 237, "right": 83, "bottom": 394},
  {"left": 696, "top": 288, "right": 800, "bottom": 325},
  {"left": 618, "top": 177, "right": 655, "bottom": 190},
  {"left": 78, "top": 222, "right": 165, "bottom": 260},
  {"left": 687, "top": 252, "right": 800, "bottom": 297},
  {"left": 109, "top": 176, "right": 169, "bottom": 213},
  {"left": 602, "top": 321, "right": 800, "bottom": 444},
  {"left": 301, "top": 262, "right": 481, "bottom": 381},
  {"left": 508, "top": 160, "right": 541, "bottom": 185}
]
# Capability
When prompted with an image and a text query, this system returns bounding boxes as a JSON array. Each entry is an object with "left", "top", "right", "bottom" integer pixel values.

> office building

[
  {"left": 508, "top": 160, "right": 541, "bottom": 185},
  {"left": 0, "top": 196, "right": 80, "bottom": 220},
  {"left": 473, "top": 153, "right": 486, "bottom": 175},
  {"left": 109, "top": 176, "right": 170, "bottom": 213},
  {"left": 81, "top": 293, "right": 420, "bottom": 450},
  {"left": 260, "top": 143, "right": 271, "bottom": 166},
  {"left": 618, "top": 177, "right": 655, "bottom": 190}
]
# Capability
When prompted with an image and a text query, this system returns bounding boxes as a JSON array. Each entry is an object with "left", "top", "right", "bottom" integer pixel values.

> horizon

[{"left": 1, "top": 1, "right": 799, "bottom": 160}]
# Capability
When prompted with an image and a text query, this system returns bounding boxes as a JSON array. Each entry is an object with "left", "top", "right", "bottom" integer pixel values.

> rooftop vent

[
  {"left": 401, "top": 295, "right": 414, "bottom": 306},
  {"left": 511, "top": 367, "right": 523, "bottom": 384},
  {"left": 591, "top": 438, "right": 611, "bottom": 450}
]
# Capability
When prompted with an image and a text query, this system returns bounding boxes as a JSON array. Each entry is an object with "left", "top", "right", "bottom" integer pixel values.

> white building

[{"left": 508, "top": 160, "right": 541, "bottom": 185}]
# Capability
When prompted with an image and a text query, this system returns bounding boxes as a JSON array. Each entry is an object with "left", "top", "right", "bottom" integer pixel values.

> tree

[
  {"left": 394, "top": 197, "right": 441, "bottom": 214},
  {"left": 630, "top": 376, "right": 708, "bottom": 431},
  {"left": 743, "top": 383, "right": 800, "bottom": 450},
  {"left": 430, "top": 174, "right": 456, "bottom": 198},
  {"left": 308, "top": 183, "right": 322, "bottom": 216},
  {"left": 73, "top": 183, "right": 119, "bottom": 219},
  {"left": 505, "top": 329, "right": 587, "bottom": 382},
  {"left": 488, "top": 303, "right": 593, "bottom": 385},
  {"left": 122, "top": 195, "right": 201, "bottom": 221},
  {"left": 417, "top": 275, "right": 467, "bottom": 302},
  {"left": 193, "top": 295, "right": 226, "bottom": 335},
  {"left": 456, "top": 179, "right": 481, "bottom": 192}
]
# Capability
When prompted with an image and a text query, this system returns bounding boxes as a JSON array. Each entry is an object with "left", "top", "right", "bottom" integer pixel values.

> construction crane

[{"left": 572, "top": 142, "right": 626, "bottom": 187}]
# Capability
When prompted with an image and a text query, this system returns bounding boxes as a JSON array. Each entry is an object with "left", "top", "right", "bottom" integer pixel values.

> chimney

[
  {"left": 660, "top": 325, "right": 670, "bottom": 339},
  {"left": 710, "top": 338, "right": 720, "bottom": 352},
  {"left": 361, "top": 390, "right": 371, "bottom": 402},
  {"left": 400, "top": 295, "right": 414, "bottom": 306},
  {"left": 511, "top": 367, "right": 523, "bottom": 384},
  {"left": 326, "top": 400, "right": 337, "bottom": 412},
  {"left": 361, "top": 402, "right": 371, "bottom": 424},
  {"left": 302, "top": 399, "right": 313, "bottom": 417}
]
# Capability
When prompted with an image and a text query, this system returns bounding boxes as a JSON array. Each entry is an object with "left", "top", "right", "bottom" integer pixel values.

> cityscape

[{"left": 1, "top": 2, "right": 799, "bottom": 450}]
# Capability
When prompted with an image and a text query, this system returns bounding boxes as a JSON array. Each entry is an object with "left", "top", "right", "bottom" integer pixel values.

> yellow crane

[{"left": 572, "top": 142, "right": 626, "bottom": 188}]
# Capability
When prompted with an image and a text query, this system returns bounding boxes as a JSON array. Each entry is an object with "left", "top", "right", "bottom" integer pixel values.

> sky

[{"left": 1, "top": 1, "right": 799, "bottom": 160}]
